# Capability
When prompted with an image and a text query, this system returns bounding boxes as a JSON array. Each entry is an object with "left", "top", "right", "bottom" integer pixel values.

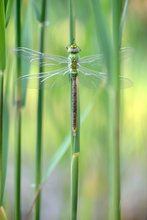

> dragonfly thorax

[
  {"left": 68, "top": 55, "right": 80, "bottom": 74},
  {"left": 66, "top": 43, "right": 80, "bottom": 74}
]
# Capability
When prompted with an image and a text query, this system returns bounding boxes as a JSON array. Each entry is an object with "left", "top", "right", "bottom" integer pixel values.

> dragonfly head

[{"left": 66, "top": 43, "right": 81, "bottom": 54}]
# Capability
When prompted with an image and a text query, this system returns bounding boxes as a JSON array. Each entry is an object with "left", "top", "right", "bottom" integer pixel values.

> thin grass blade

[
  {"left": 69, "top": 0, "right": 75, "bottom": 44},
  {"left": 120, "top": 0, "right": 129, "bottom": 44},
  {"left": 91, "top": 0, "right": 111, "bottom": 71},
  {"left": 32, "top": 0, "right": 42, "bottom": 22},
  {"left": 68, "top": 0, "right": 80, "bottom": 218},
  {"left": 112, "top": 0, "right": 122, "bottom": 47},
  {"left": 0, "top": 0, "right": 6, "bottom": 208},
  {"left": 21, "top": 3, "right": 32, "bottom": 105},
  {"left": 108, "top": 1, "right": 124, "bottom": 220},
  {"left": 34, "top": 0, "right": 48, "bottom": 219},
  {"left": 0, "top": 206, "right": 7, "bottom": 220},
  {"left": 71, "top": 153, "right": 79, "bottom": 220},
  {"left": 14, "top": 0, "right": 22, "bottom": 219},
  {"left": 4, "top": 0, "right": 8, "bottom": 12},
  {"left": 5, "top": 0, "right": 14, "bottom": 27},
  {"left": 1, "top": 58, "right": 12, "bottom": 204},
  {"left": 0, "top": 0, "right": 6, "bottom": 71}
]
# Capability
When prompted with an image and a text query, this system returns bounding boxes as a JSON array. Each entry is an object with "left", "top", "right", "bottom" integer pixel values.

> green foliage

[
  {"left": 14, "top": 0, "right": 22, "bottom": 219},
  {"left": 0, "top": 206, "right": 7, "bottom": 220},
  {"left": 69, "top": 0, "right": 75, "bottom": 44},
  {"left": 1, "top": 68, "right": 10, "bottom": 204},
  {"left": 120, "top": 0, "right": 129, "bottom": 44},
  {"left": 32, "top": 0, "right": 47, "bottom": 23},
  {"left": 92, "top": 0, "right": 111, "bottom": 71},
  {"left": 32, "top": 0, "right": 41, "bottom": 22},
  {"left": 71, "top": 153, "right": 79, "bottom": 220},
  {"left": 0, "top": 0, "right": 6, "bottom": 71},
  {"left": 34, "top": 0, "right": 48, "bottom": 219},
  {"left": 5, "top": 0, "right": 14, "bottom": 27},
  {"left": 21, "top": 4, "right": 32, "bottom": 106},
  {"left": 0, "top": 0, "right": 146, "bottom": 220},
  {"left": 91, "top": 1, "right": 130, "bottom": 220}
]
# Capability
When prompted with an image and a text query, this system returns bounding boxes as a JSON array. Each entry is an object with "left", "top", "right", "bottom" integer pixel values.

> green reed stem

[
  {"left": 91, "top": 0, "right": 111, "bottom": 73},
  {"left": 69, "top": 1, "right": 80, "bottom": 218},
  {"left": 120, "top": 0, "right": 129, "bottom": 44},
  {"left": 0, "top": 0, "right": 6, "bottom": 206},
  {"left": 14, "top": 0, "right": 22, "bottom": 219},
  {"left": 91, "top": 1, "right": 126, "bottom": 219},
  {"left": 0, "top": 0, "right": 6, "bottom": 71},
  {"left": 1, "top": 67, "right": 10, "bottom": 205},
  {"left": 71, "top": 153, "right": 79, "bottom": 220},
  {"left": 0, "top": 72, "right": 4, "bottom": 205},
  {"left": 69, "top": 0, "right": 75, "bottom": 44},
  {"left": 34, "top": 0, "right": 47, "bottom": 219},
  {"left": 70, "top": 91, "right": 80, "bottom": 220},
  {"left": 70, "top": 78, "right": 80, "bottom": 220},
  {"left": 108, "top": 1, "right": 122, "bottom": 220}
]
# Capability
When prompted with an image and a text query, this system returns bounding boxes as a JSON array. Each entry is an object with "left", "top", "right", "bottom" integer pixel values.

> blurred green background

[{"left": 4, "top": 0, "right": 147, "bottom": 219}]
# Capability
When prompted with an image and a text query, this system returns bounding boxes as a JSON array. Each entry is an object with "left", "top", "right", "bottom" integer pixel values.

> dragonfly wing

[
  {"left": 17, "top": 67, "right": 70, "bottom": 90},
  {"left": 79, "top": 47, "right": 132, "bottom": 67},
  {"left": 78, "top": 66, "right": 107, "bottom": 89},
  {"left": 39, "top": 68, "right": 70, "bottom": 90},
  {"left": 79, "top": 66, "right": 132, "bottom": 89},
  {"left": 79, "top": 66, "right": 107, "bottom": 79},
  {"left": 80, "top": 54, "right": 103, "bottom": 64},
  {"left": 14, "top": 47, "right": 68, "bottom": 68},
  {"left": 120, "top": 47, "right": 133, "bottom": 60},
  {"left": 119, "top": 76, "right": 133, "bottom": 89}
]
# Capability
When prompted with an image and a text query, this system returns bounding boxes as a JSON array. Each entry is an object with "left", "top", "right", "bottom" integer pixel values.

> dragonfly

[
  {"left": 15, "top": 43, "right": 131, "bottom": 136},
  {"left": 15, "top": 44, "right": 132, "bottom": 89}
]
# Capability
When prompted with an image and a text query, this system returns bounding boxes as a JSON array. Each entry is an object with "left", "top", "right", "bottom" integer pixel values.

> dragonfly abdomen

[{"left": 71, "top": 75, "right": 77, "bottom": 136}]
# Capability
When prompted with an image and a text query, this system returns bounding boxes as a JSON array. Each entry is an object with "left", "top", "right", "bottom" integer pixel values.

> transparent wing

[
  {"left": 80, "top": 54, "right": 103, "bottom": 64},
  {"left": 15, "top": 47, "right": 68, "bottom": 68},
  {"left": 18, "top": 67, "right": 70, "bottom": 90},
  {"left": 78, "top": 66, "right": 106, "bottom": 89},
  {"left": 80, "top": 66, "right": 107, "bottom": 79},
  {"left": 79, "top": 66, "right": 132, "bottom": 89},
  {"left": 120, "top": 47, "right": 133, "bottom": 60},
  {"left": 80, "top": 47, "right": 132, "bottom": 65},
  {"left": 119, "top": 76, "right": 133, "bottom": 89}
]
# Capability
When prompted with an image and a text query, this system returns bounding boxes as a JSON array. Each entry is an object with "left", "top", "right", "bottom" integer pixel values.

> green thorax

[{"left": 66, "top": 43, "right": 81, "bottom": 75}]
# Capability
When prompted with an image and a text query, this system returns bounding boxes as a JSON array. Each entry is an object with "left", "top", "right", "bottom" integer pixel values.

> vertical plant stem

[
  {"left": 0, "top": 0, "right": 6, "bottom": 207},
  {"left": 108, "top": 1, "right": 122, "bottom": 220},
  {"left": 71, "top": 152, "right": 79, "bottom": 220},
  {"left": 0, "top": 0, "right": 6, "bottom": 71},
  {"left": 69, "top": 1, "right": 80, "bottom": 219},
  {"left": 14, "top": 0, "right": 22, "bottom": 219},
  {"left": 0, "top": 72, "right": 4, "bottom": 205},
  {"left": 1, "top": 65, "right": 10, "bottom": 206},
  {"left": 70, "top": 76, "right": 80, "bottom": 220},
  {"left": 34, "top": 0, "right": 47, "bottom": 219},
  {"left": 1, "top": 0, "right": 15, "bottom": 207},
  {"left": 15, "top": 108, "right": 21, "bottom": 220},
  {"left": 120, "top": 0, "right": 129, "bottom": 44},
  {"left": 69, "top": 0, "right": 75, "bottom": 44}
]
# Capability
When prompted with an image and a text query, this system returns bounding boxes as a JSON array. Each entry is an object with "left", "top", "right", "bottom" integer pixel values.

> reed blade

[
  {"left": 14, "top": 0, "right": 22, "bottom": 219},
  {"left": 0, "top": 0, "right": 6, "bottom": 208},
  {"left": 34, "top": 0, "right": 47, "bottom": 219},
  {"left": 5, "top": 0, "right": 14, "bottom": 27},
  {"left": 69, "top": 0, "right": 76, "bottom": 44},
  {"left": 0, "top": 0, "right": 6, "bottom": 71}
]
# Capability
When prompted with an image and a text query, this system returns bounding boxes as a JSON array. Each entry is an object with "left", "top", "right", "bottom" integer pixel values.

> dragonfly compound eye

[{"left": 66, "top": 43, "right": 81, "bottom": 54}]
